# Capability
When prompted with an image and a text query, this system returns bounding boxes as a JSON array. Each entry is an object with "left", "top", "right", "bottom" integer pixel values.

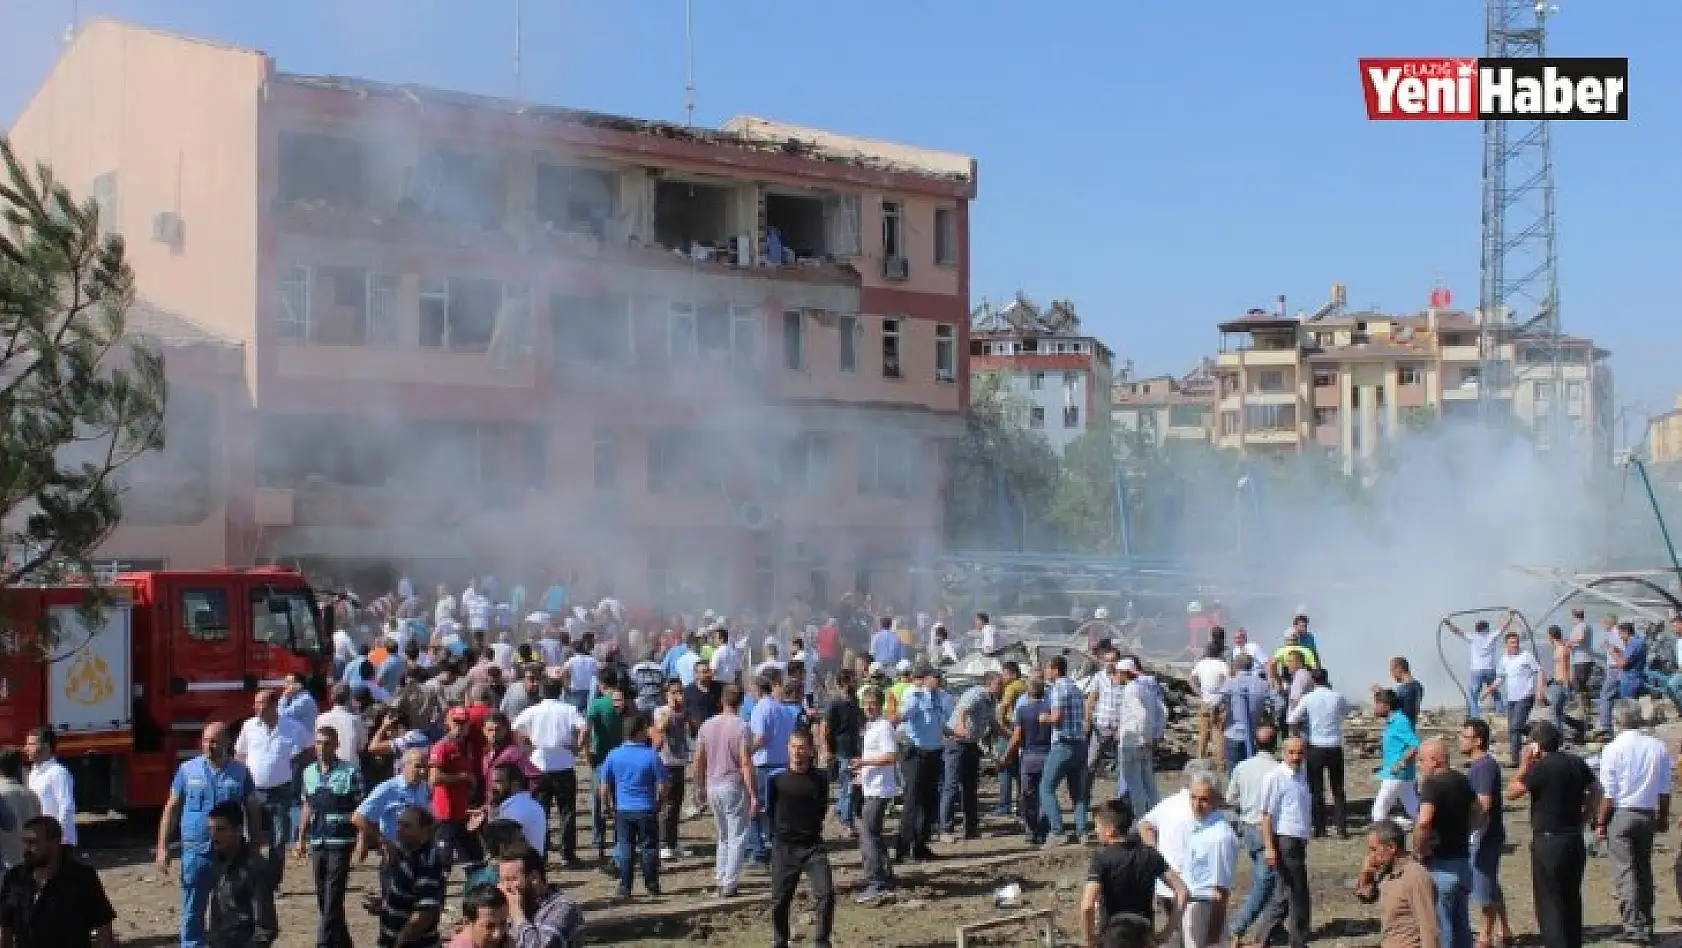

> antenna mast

[
  {"left": 63, "top": 0, "right": 79, "bottom": 44},
  {"left": 513, "top": 0, "right": 524, "bottom": 102},
  {"left": 683, "top": 0, "right": 696, "bottom": 126},
  {"left": 1479, "top": 0, "right": 1563, "bottom": 454}
]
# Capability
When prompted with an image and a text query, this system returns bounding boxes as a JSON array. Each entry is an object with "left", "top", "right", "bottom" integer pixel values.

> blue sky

[{"left": 3, "top": 0, "right": 1677, "bottom": 432}]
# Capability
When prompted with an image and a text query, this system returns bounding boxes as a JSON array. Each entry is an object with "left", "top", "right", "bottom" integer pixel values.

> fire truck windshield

[{"left": 251, "top": 587, "right": 326, "bottom": 655}]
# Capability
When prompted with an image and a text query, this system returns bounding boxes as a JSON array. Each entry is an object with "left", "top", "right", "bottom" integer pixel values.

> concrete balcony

[
  {"left": 1440, "top": 345, "right": 1481, "bottom": 362},
  {"left": 1312, "top": 386, "right": 1340, "bottom": 408},
  {"left": 1442, "top": 386, "right": 1480, "bottom": 401},
  {"left": 1225, "top": 348, "right": 1301, "bottom": 367},
  {"left": 1244, "top": 390, "right": 1298, "bottom": 407},
  {"left": 1219, "top": 393, "right": 1242, "bottom": 411}
]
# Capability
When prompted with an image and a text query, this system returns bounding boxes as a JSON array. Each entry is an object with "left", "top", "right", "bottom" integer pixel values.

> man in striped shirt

[{"left": 372, "top": 806, "right": 444, "bottom": 948}]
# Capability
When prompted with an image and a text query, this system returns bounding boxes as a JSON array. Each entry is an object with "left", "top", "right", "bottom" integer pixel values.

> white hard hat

[
  {"left": 896, "top": 659, "right": 913, "bottom": 674},
  {"left": 1187, "top": 601, "right": 1204, "bottom": 614},
  {"left": 1094, "top": 607, "right": 1110, "bottom": 620}
]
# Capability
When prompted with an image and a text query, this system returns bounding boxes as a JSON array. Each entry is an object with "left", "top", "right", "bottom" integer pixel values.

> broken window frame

[
  {"left": 418, "top": 277, "right": 451, "bottom": 349},
  {"left": 880, "top": 200, "right": 905, "bottom": 260},
  {"left": 1063, "top": 405, "right": 1081, "bottom": 429},
  {"left": 491, "top": 284, "right": 535, "bottom": 359},
  {"left": 277, "top": 131, "right": 372, "bottom": 210},
  {"left": 1029, "top": 406, "right": 1046, "bottom": 429},
  {"left": 935, "top": 324, "right": 957, "bottom": 382},
  {"left": 404, "top": 148, "right": 507, "bottom": 229},
  {"left": 858, "top": 436, "right": 911, "bottom": 498},
  {"left": 696, "top": 301, "right": 733, "bottom": 360},
  {"left": 277, "top": 266, "right": 312, "bottom": 343},
  {"left": 783, "top": 310, "right": 805, "bottom": 372},
  {"left": 668, "top": 301, "right": 699, "bottom": 361},
  {"left": 730, "top": 305, "right": 762, "bottom": 370},
  {"left": 838, "top": 313, "right": 858, "bottom": 374},
  {"left": 881, "top": 317, "right": 902, "bottom": 380},
  {"left": 824, "top": 194, "right": 862, "bottom": 256},
  {"left": 534, "top": 162, "right": 618, "bottom": 237},
  {"left": 934, "top": 206, "right": 956, "bottom": 267},
  {"left": 366, "top": 272, "right": 402, "bottom": 347}
]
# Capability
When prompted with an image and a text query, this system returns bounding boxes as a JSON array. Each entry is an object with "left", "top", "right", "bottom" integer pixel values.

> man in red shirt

[
  {"left": 817, "top": 620, "right": 840, "bottom": 677},
  {"left": 480, "top": 712, "right": 540, "bottom": 807},
  {"left": 430, "top": 708, "right": 484, "bottom": 872}
]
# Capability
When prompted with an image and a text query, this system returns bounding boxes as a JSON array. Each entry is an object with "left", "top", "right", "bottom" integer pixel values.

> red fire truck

[{"left": 0, "top": 567, "right": 331, "bottom": 810}]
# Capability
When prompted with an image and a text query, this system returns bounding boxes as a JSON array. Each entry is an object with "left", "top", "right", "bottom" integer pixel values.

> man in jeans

[
  {"left": 818, "top": 670, "right": 864, "bottom": 837},
  {"left": 941, "top": 671, "right": 1001, "bottom": 841},
  {"left": 748, "top": 676, "right": 805, "bottom": 866},
  {"left": 234, "top": 689, "right": 311, "bottom": 890},
  {"left": 597, "top": 714, "right": 668, "bottom": 899},
  {"left": 694, "top": 684, "right": 757, "bottom": 897},
  {"left": 1414, "top": 739, "right": 1478, "bottom": 948},
  {"left": 853, "top": 685, "right": 899, "bottom": 901},
  {"left": 1225, "top": 726, "right": 1279, "bottom": 944},
  {"left": 1038, "top": 655, "right": 1089, "bottom": 846}
]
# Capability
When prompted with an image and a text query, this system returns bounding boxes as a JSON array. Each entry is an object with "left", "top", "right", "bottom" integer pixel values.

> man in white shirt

[
  {"left": 853, "top": 684, "right": 900, "bottom": 902},
  {"left": 1225, "top": 727, "right": 1279, "bottom": 944},
  {"left": 234, "top": 689, "right": 311, "bottom": 885},
  {"left": 1140, "top": 762, "right": 1217, "bottom": 922},
  {"left": 1286, "top": 669, "right": 1350, "bottom": 838},
  {"left": 1447, "top": 613, "right": 1511, "bottom": 721},
  {"left": 1255, "top": 737, "right": 1313, "bottom": 948},
  {"left": 488, "top": 761, "right": 547, "bottom": 854},
  {"left": 1231, "top": 628, "right": 1268, "bottom": 676},
  {"left": 1190, "top": 643, "right": 1231, "bottom": 766},
  {"left": 562, "top": 645, "right": 599, "bottom": 715},
  {"left": 513, "top": 677, "right": 588, "bottom": 865},
  {"left": 23, "top": 728, "right": 75, "bottom": 848},
  {"left": 1179, "top": 771, "right": 1238, "bottom": 948},
  {"left": 709, "top": 626, "right": 742, "bottom": 689},
  {"left": 1116, "top": 658, "right": 1164, "bottom": 814},
  {"left": 974, "top": 612, "right": 998, "bottom": 654},
  {"left": 1596, "top": 700, "right": 1673, "bottom": 945},
  {"left": 1481, "top": 631, "right": 1544, "bottom": 767},
  {"left": 316, "top": 684, "right": 366, "bottom": 771}
]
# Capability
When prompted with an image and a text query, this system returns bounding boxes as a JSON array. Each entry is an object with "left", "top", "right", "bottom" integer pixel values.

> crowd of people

[{"left": 2, "top": 573, "right": 1682, "bottom": 948}]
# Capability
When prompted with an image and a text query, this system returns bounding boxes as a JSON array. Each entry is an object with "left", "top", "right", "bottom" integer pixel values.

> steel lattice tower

[{"left": 1478, "top": 0, "right": 1563, "bottom": 445}]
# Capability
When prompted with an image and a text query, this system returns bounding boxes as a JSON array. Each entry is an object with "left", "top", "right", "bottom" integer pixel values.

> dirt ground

[{"left": 80, "top": 764, "right": 1660, "bottom": 948}]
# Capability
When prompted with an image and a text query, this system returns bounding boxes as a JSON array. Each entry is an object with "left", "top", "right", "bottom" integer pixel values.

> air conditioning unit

[
  {"left": 151, "top": 211, "right": 184, "bottom": 247},
  {"left": 882, "top": 256, "right": 909, "bottom": 281}
]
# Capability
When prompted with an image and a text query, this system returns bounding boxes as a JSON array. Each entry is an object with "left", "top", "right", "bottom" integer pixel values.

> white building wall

[{"left": 1000, "top": 368, "right": 1093, "bottom": 454}]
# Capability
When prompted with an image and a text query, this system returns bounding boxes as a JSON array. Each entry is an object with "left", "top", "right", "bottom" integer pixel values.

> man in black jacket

[{"left": 206, "top": 800, "right": 278, "bottom": 948}]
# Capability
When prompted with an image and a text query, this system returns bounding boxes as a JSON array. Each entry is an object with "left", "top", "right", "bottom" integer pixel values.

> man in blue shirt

[
  {"left": 747, "top": 677, "right": 807, "bottom": 865},
  {"left": 1371, "top": 688, "right": 1421, "bottom": 825},
  {"left": 896, "top": 664, "right": 952, "bottom": 862},
  {"left": 352, "top": 748, "right": 433, "bottom": 899},
  {"left": 598, "top": 714, "right": 668, "bottom": 899},
  {"left": 154, "top": 723, "right": 261, "bottom": 948},
  {"left": 869, "top": 618, "right": 902, "bottom": 668}
]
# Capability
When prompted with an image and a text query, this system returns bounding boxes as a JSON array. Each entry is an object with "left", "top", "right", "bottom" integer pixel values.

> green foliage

[
  {"left": 1046, "top": 422, "right": 1122, "bottom": 553},
  {"left": 0, "top": 136, "right": 167, "bottom": 611},
  {"left": 943, "top": 372, "right": 1060, "bottom": 550}
]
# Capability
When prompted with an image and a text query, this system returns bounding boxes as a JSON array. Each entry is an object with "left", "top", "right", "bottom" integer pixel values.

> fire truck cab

[{"left": 0, "top": 566, "right": 330, "bottom": 811}]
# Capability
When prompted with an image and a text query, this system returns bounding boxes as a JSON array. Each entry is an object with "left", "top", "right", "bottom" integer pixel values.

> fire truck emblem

[{"left": 64, "top": 651, "right": 114, "bottom": 706}]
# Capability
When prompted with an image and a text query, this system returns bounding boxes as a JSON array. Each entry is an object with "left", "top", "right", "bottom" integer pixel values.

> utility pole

[
  {"left": 513, "top": 0, "right": 524, "bottom": 102},
  {"left": 684, "top": 0, "right": 697, "bottom": 126}
]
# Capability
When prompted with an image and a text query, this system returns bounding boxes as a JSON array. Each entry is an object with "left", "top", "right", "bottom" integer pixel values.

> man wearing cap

[
  {"left": 896, "top": 663, "right": 951, "bottom": 861},
  {"left": 428, "top": 707, "right": 483, "bottom": 875},
  {"left": 1117, "top": 658, "right": 1163, "bottom": 814}
]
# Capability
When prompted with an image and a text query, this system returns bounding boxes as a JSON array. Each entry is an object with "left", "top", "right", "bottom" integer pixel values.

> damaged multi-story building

[
  {"left": 968, "top": 295, "right": 1115, "bottom": 455},
  {"left": 8, "top": 20, "right": 977, "bottom": 609},
  {"left": 1110, "top": 360, "right": 1217, "bottom": 455}
]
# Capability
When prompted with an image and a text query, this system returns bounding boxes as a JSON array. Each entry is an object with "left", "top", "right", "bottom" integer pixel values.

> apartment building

[
  {"left": 1111, "top": 360, "right": 1216, "bottom": 455},
  {"left": 1646, "top": 394, "right": 1682, "bottom": 468},
  {"left": 1213, "top": 297, "right": 1611, "bottom": 473},
  {"left": 969, "top": 295, "right": 1114, "bottom": 454},
  {"left": 8, "top": 20, "right": 977, "bottom": 609}
]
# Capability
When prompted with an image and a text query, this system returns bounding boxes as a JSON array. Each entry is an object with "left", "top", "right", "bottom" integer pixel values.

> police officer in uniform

[{"left": 155, "top": 722, "right": 262, "bottom": 948}]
